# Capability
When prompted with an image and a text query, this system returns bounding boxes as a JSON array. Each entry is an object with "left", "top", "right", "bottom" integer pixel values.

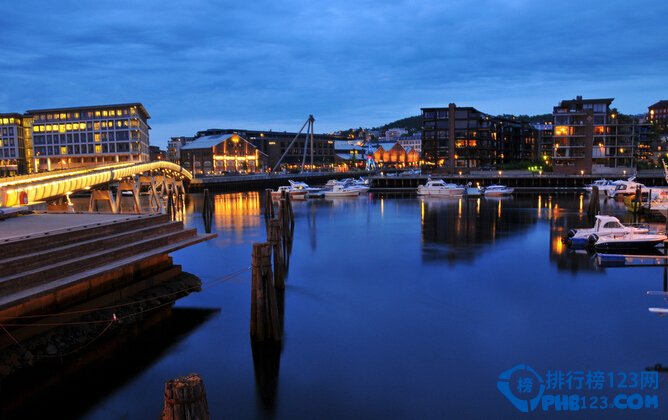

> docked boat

[
  {"left": 590, "top": 231, "right": 667, "bottom": 251},
  {"left": 565, "top": 215, "right": 649, "bottom": 247},
  {"left": 482, "top": 185, "right": 514, "bottom": 196},
  {"left": 416, "top": 179, "right": 465, "bottom": 196},
  {"left": 288, "top": 180, "right": 324, "bottom": 198},
  {"left": 324, "top": 184, "right": 361, "bottom": 198},
  {"left": 606, "top": 177, "right": 644, "bottom": 200},
  {"left": 584, "top": 179, "right": 617, "bottom": 194},
  {"left": 464, "top": 182, "right": 483, "bottom": 197},
  {"left": 271, "top": 186, "right": 308, "bottom": 200}
]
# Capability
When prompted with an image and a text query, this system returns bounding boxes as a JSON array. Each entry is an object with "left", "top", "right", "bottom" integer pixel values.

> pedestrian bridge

[{"left": 0, "top": 162, "right": 192, "bottom": 208}]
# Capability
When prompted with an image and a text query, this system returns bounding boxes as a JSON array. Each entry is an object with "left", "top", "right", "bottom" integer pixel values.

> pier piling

[
  {"left": 250, "top": 243, "right": 282, "bottom": 342},
  {"left": 267, "top": 219, "right": 285, "bottom": 290},
  {"left": 160, "top": 373, "right": 210, "bottom": 420}
]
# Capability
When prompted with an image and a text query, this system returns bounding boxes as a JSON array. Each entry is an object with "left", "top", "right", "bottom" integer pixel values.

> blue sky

[{"left": 1, "top": 0, "right": 667, "bottom": 148}]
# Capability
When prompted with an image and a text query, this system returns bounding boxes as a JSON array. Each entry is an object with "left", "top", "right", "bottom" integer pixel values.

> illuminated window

[
  {"left": 74, "top": 113, "right": 79, "bottom": 118},
  {"left": 94, "top": 133, "right": 100, "bottom": 142},
  {"left": 123, "top": 120, "right": 128, "bottom": 127},
  {"left": 2, "top": 118, "right": 8, "bottom": 124},
  {"left": 60, "top": 113, "right": 66, "bottom": 120},
  {"left": 94, "top": 122, "right": 100, "bottom": 130},
  {"left": 117, "top": 109, "right": 122, "bottom": 115},
  {"left": 95, "top": 145, "right": 101, "bottom": 153},
  {"left": 66, "top": 123, "right": 72, "bottom": 131},
  {"left": 102, "top": 110, "right": 108, "bottom": 117},
  {"left": 79, "top": 123, "right": 86, "bottom": 130},
  {"left": 594, "top": 126, "right": 604, "bottom": 134},
  {"left": 60, "top": 146, "right": 67, "bottom": 155},
  {"left": 116, "top": 121, "right": 122, "bottom": 127},
  {"left": 59, "top": 125, "right": 66, "bottom": 133},
  {"left": 555, "top": 126, "right": 569, "bottom": 136}
]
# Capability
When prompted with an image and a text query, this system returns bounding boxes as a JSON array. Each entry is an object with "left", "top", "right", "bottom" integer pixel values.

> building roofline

[{"left": 25, "top": 103, "right": 151, "bottom": 119}]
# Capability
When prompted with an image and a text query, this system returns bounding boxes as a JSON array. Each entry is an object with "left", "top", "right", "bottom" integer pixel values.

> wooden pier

[{"left": 0, "top": 212, "right": 216, "bottom": 351}]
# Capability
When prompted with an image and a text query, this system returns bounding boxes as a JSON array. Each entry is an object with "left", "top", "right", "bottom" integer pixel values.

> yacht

[
  {"left": 324, "top": 184, "right": 361, "bottom": 198},
  {"left": 590, "top": 231, "right": 667, "bottom": 251},
  {"left": 606, "top": 177, "right": 644, "bottom": 199},
  {"left": 464, "top": 182, "right": 483, "bottom": 197},
  {"left": 565, "top": 215, "right": 649, "bottom": 247},
  {"left": 584, "top": 179, "right": 617, "bottom": 194},
  {"left": 482, "top": 185, "right": 514, "bottom": 196},
  {"left": 416, "top": 180, "right": 465, "bottom": 196},
  {"left": 271, "top": 185, "right": 308, "bottom": 200}
]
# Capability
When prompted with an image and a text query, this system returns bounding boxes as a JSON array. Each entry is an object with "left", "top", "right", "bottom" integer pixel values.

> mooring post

[
  {"left": 588, "top": 186, "right": 600, "bottom": 217},
  {"left": 264, "top": 189, "right": 274, "bottom": 220},
  {"left": 250, "top": 243, "right": 282, "bottom": 342},
  {"left": 202, "top": 189, "right": 213, "bottom": 233},
  {"left": 286, "top": 191, "right": 295, "bottom": 232},
  {"left": 161, "top": 373, "right": 210, "bottom": 420},
  {"left": 267, "top": 219, "right": 285, "bottom": 289}
]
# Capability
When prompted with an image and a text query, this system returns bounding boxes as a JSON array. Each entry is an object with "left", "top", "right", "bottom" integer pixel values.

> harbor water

[{"left": 8, "top": 191, "right": 668, "bottom": 419}]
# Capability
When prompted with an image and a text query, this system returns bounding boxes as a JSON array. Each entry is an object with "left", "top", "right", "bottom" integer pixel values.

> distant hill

[{"left": 374, "top": 115, "right": 421, "bottom": 132}]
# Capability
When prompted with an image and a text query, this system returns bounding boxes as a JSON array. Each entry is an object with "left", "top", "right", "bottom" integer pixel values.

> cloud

[{"left": 1, "top": 0, "right": 667, "bottom": 147}]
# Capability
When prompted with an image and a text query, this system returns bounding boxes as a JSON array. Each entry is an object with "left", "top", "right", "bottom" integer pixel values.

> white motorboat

[
  {"left": 416, "top": 179, "right": 465, "bottom": 196},
  {"left": 584, "top": 179, "right": 617, "bottom": 194},
  {"left": 565, "top": 215, "right": 649, "bottom": 247},
  {"left": 591, "top": 231, "right": 667, "bottom": 251},
  {"left": 606, "top": 177, "right": 644, "bottom": 199},
  {"left": 482, "top": 185, "right": 514, "bottom": 196},
  {"left": 288, "top": 180, "right": 323, "bottom": 197},
  {"left": 271, "top": 185, "right": 308, "bottom": 200},
  {"left": 324, "top": 184, "right": 361, "bottom": 198}
]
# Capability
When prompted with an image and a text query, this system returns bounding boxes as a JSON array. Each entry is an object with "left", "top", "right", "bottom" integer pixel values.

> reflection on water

[{"left": 15, "top": 191, "right": 668, "bottom": 419}]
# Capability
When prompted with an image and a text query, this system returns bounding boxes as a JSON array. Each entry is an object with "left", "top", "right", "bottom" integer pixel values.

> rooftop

[{"left": 25, "top": 103, "right": 151, "bottom": 119}]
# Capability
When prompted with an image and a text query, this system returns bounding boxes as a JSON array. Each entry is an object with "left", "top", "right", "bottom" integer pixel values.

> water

[{"left": 9, "top": 192, "right": 668, "bottom": 418}]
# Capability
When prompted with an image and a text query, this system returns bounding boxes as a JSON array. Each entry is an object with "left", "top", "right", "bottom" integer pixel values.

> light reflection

[
  {"left": 497, "top": 199, "right": 502, "bottom": 219},
  {"left": 380, "top": 198, "right": 384, "bottom": 218},
  {"left": 458, "top": 198, "right": 462, "bottom": 218},
  {"left": 476, "top": 198, "right": 480, "bottom": 215},
  {"left": 420, "top": 200, "right": 425, "bottom": 226},
  {"left": 537, "top": 195, "right": 542, "bottom": 218},
  {"left": 213, "top": 192, "right": 260, "bottom": 232},
  {"left": 578, "top": 193, "right": 584, "bottom": 214}
]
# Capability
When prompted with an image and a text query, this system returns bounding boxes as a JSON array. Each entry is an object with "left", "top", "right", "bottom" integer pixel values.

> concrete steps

[
  {"left": 0, "top": 213, "right": 171, "bottom": 259},
  {"left": 0, "top": 214, "right": 216, "bottom": 320}
]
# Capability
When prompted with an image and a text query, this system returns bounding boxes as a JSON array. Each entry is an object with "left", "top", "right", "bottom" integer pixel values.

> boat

[
  {"left": 606, "top": 177, "right": 644, "bottom": 200},
  {"left": 271, "top": 186, "right": 308, "bottom": 200},
  {"left": 324, "top": 184, "right": 361, "bottom": 198},
  {"left": 565, "top": 215, "right": 649, "bottom": 247},
  {"left": 590, "top": 231, "right": 667, "bottom": 251},
  {"left": 482, "top": 185, "right": 514, "bottom": 196},
  {"left": 288, "top": 180, "right": 324, "bottom": 198},
  {"left": 416, "top": 179, "right": 465, "bottom": 196},
  {"left": 464, "top": 182, "right": 483, "bottom": 197},
  {"left": 584, "top": 179, "right": 617, "bottom": 194}
]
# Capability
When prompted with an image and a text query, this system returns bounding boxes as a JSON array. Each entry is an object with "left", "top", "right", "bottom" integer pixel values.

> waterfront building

[
  {"left": 532, "top": 122, "right": 554, "bottom": 168},
  {"left": 552, "top": 96, "right": 640, "bottom": 175},
  {"left": 149, "top": 145, "right": 166, "bottom": 161},
  {"left": 397, "top": 134, "right": 422, "bottom": 153},
  {"left": 180, "top": 133, "right": 268, "bottom": 175},
  {"left": 24, "top": 103, "right": 150, "bottom": 172},
  {"left": 167, "top": 136, "right": 194, "bottom": 164},
  {"left": 193, "top": 128, "right": 339, "bottom": 170},
  {"left": 649, "top": 100, "right": 668, "bottom": 124},
  {"left": 372, "top": 141, "right": 419, "bottom": 167},
  {"left": 421, "top": 104, "right": 536, "bottom": 172},
  {"left": 333, "top": 140, "right": 367, "bottom": 169},
  {"left": 0, "top": 113, "right": 31, "bottom": 175}
]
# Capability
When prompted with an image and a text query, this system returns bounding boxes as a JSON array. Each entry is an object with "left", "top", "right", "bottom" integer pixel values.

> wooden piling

[
  {"left": 264, "top": 189, "right": 274, "bottom": 220},
  {"left": 202, "top": 189, "right": 213, "bottom": 233},
  {"left": 161, "top": 373, "right": 210, "bottom": 420},
  {"left": 267, "top": 219, "right": 285, "bottom": 289},
  {"left": 587, "top": 186, "right": 600, "bottom": 217},
  {"left": 250, "top": 243, "right": 282, "bottom": 342}
]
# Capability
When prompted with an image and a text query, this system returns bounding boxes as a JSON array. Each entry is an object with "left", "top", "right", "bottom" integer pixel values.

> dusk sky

[{"left": 2, "top": 0, "right": 667, "bottom": 148}]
